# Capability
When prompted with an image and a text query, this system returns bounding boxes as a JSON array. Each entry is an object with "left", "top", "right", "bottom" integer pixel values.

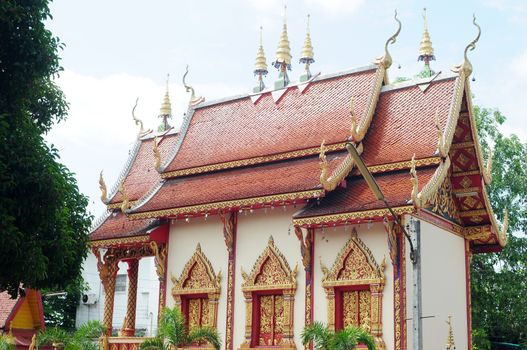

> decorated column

[
  {"left": 92, "top": 248, "right": 119, "bottom": 336},
  {"left": 121, "top": 259, "right": 139, "bottom": 336},
  {"left": 220, "top": 211, "right": 237, "bottom": 350},
  {"left": 294, "top": 227, "right": 314, "bottom": 331},
  {"left": 150, "top": 241, "right": 168, "bottom": 318}
]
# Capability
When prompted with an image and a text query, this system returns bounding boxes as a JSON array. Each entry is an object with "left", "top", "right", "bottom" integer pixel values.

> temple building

[{"left": 88, "top": 11, "right": 507, "bottom": 350}]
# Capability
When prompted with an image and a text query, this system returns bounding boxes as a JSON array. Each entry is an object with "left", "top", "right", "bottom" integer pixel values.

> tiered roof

[{"left": 91, "top": 16, "right": 506, "bottom": 253}]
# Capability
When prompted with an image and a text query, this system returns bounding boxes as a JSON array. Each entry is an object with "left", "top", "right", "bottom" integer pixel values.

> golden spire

[
  {"left": 273, "top": 6, "right": 292, "bottom": 89},
  {"left": 274, "top": 6, "right": 292, "bottom": 68},
  {"left": 158, "top": 74, "right": 172, "bottom": 131},
  {"left": 253, "top": 26, "right": 268, "bottom": 93},
  {"left": 418, "top": 8, "right": 435, "bottom": 62},
  {"left": 299, "top": 14, "right": 315, "bottom": 81},
  {"left": 446, "top": 316, "right": 456, "bottom": 350}
]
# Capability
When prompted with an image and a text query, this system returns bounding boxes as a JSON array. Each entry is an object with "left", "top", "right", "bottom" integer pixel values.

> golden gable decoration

[
  {"left": 171, "top": 243, "right": 221, "bottom": 329},
  {"left": 239, "top": 236, "right": 297, "bottom": 350},
  {"left": 320, "top": 228, "right": 386, "bottom": 350}
]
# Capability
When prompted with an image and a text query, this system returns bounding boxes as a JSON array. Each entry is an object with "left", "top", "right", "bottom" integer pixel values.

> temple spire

[
  {"left": 417, "top": 8, "right": 436, "bottom": 78},
  {"left": 273, "top": 5, "right": 292, "bottom": 89},
  {"left": 158, "top": 74, "right": 172, "bottom": 132},
  {"left": 253, "top": 26, "right": 268, "bottom": 93},
  {"left": 299, "top": 14, "right": 315, "bottom": 82}
]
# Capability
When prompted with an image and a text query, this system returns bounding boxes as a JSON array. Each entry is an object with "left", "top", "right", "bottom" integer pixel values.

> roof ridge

[{"left": 106, "top": 139, "right": 143, "bottom": 203}]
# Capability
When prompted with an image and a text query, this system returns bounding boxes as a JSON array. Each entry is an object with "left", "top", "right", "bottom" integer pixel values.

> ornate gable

[
  {"left": 321, "top": 229, "right": 386, "bottom": 286},
  {"left": 241, "top": 236, "right": 298, "bottom": 292},
  {"left": 171, "top": 243, "right": 221, "bottom": 295}
]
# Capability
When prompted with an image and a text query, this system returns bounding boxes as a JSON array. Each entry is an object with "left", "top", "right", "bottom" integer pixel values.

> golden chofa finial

[
  {"left": 452, "top": 14, "right": 481, "bottom": 78},
  {"left": 182, "top": 65, "right": 205, "bottom": 107},
  {"left": 253, "top": 26, "right": 268, "bottom": 93},
  {"left": 299, "top": 14, "right": 315, "bottom": 82},
  {"left": 158, "top": 74, "right": 172, "bottom": 132},
  {"left": 153, "top": 137, "right": 161, "bottom": 171},
  {"left": 375, "top": 10, "right": 402, "bottom": 69},
  {"left": 273, "top": 5, "right": 292, "bottom": 89},
  {"left": 99, "top": 170, "right": 108, "bottom": 203},
  {"left": 446, "top": 315, "right": 456, "bottom": 350}
]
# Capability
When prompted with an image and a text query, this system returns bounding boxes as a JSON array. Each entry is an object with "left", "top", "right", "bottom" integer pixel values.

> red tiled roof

[
  {"left": 361, "top": 78, "right": 456, "bottom": 166},
  {"left": 0, "top": 291, "right": 18, "bottom": 328},
  {"left": 90, "top": 211, "right": 158, "bottom": 241},
  {"left": 133, "top": 152, "right": 347, "bottom": 215},
  {"left": 294, "top": 166, "right": 438, "bottom": 219},
  {"left": 163, "top": 67, "right": 379, "bottom": 173},
  {"left": 109, "top": 132, "right": 179, "bottom": 204}
]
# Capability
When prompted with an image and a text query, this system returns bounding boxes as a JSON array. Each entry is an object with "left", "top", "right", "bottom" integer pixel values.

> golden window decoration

[
  {"left": 239, "top": 236, "right": 298, "bottom": 350},
  {"left": 320, "top": 229, "right": 386, "bottom": 350},
  {"left": 171, "top": 243, "right": 221, "bottom": 334}
]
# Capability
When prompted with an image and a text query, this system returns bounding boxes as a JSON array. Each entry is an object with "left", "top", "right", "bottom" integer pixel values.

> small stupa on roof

[
  {"left": 417, "top": 8, "right": 436, "bottom": 78},
  {"left": 273, "top": 6, "right": 292, "bottom": 89},
  {"left": 253, "top": 26, "right": 268, "bottom": 93},
  {"left": 299, "top": 14, "right": 314, "bottom": 82},
  {"left": 158, "top": 74, "right": 172, "bottom": 132}
]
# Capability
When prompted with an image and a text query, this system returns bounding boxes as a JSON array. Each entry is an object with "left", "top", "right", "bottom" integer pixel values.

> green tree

[
  {"left": 42, "top": 277, "right": 88, "bottom": 331},
  {"left": 301, "top": 322, "right": 375, "bottom": 350},
  {"left": 0, "top": 1, "right": 92, "bottom": 297},
  {"left": 140, "top": 307, "right": 221, "bottom": 350},
  {"left": 0, "top": 334, "right": 15, "bottom": 350},
  {"left": 471, "top": 106, "right": 527, "bottom": 346},
  {"left": 37, "top": 320, "right": 105, "bottom": 350}
]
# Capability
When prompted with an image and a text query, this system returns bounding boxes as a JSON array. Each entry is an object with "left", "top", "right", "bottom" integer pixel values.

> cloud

[
  {"left": 305, "top": 0, "right": 364, "bottom": 16},
  {"left": 46, "top": 69, "right": 240, "bottom": 217},
  {"left": 511, "top": 49, "right": 527, "bottom": 77}
]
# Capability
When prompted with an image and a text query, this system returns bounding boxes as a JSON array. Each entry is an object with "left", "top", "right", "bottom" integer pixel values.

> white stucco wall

[
  {"left": 404, "top": 215, "right": 468, "bottom": 350},
  {"left": 235, "top": 207, "right": 305, "bottom": 350},
  {"left": 166, "top": 217, "right": 228, "bottom": 346},
  {"left": 313, "top": 222, "right": 395, "bottom": 350}
]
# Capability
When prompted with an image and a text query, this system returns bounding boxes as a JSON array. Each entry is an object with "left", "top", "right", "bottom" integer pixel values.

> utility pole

[{"left": 410, "top": 217, "right": 423, "bottom": 350}]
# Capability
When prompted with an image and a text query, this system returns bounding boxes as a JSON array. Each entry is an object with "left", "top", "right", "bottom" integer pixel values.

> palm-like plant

[
  {"left": 140, "top": 307, "right": 221, "bottom": 350},
  {"left": 0, "top": 334, "right": 15, "bottom": 350},
  {"left": 301, "top": 322, "right": 375, "bottom": 350},
  {"left": 37, "top": 320, "right": 105, "bottom": 350}
]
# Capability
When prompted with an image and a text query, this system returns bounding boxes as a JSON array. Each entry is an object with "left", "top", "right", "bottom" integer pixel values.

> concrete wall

[
  {"left": 76, "top": 255, "right": 160, "bottom": 335},
  {"left": 404, "top": 215, "right": 469, "bottom": 350},
  {"left": 313, "top": 222, "right": 395, "bottom": 350},
  {"left": 166, "top": 216, "right": 229, "bottom": 341}
]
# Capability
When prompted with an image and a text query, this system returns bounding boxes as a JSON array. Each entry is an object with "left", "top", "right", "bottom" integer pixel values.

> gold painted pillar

[
  {"left": 150, "top": 241, "right": 168, "bottom": 318},
  {"left": 93, "top": 248, "right": 119, "bottom": 336},
  {"left": 220, "top": 211, "right": 237, "bottom": 350},
  {"left": 121, "top": 259, "right": 139, "bottom": 336}
]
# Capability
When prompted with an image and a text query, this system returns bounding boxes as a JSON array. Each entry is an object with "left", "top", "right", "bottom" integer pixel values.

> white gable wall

[{"left": 404, "top": 215, "right": 469, "bottom": 350}]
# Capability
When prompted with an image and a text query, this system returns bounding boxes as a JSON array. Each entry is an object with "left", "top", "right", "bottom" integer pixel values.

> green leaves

[
  {"left": 140, "top": 307, "right": 221, "bottom": 350},
  {"left": 472, "top": 106, "right": 527, "bottom": 346},
  {"left": 0, "top": 0, "right": 91, "bottom": 297},
  {"left": 301, "top": 322, "right": 375, "bottom": 350},
  {"left": 37, "top": 321, "right": 105, "bottom": 350}
]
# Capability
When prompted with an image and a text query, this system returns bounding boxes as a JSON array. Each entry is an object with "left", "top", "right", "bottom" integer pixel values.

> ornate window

[
  {"left": 320, "top": 229, "right": 386, "bottom": 350},
  {"left": 240, "top": 237, "right": 297, "bottom": 350},
  {"left": 171, "top": 244, "right": 221, "bottom": 334}
]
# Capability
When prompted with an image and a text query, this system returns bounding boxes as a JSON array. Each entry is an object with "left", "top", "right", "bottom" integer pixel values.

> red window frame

[
  {"left": 251, "top": 290, "right": 284, "bottom": 348},
  {"left": 181, "top": 293, "right": 209, "bottom": 332},
  {"left": 334, "top": 285, "right": 370, "bottom": 331}
]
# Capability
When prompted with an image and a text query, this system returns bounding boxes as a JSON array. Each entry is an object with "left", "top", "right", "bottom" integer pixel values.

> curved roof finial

[
  {"left": 182, "top": 65, "right": 204, "bottom": 106},
  {"left": 452, "top": 14, "right": 481, "bottom": 78},
  {"left": 375, "top": 10, "right": 402, "bottom": 69},
  {"left": 132, "top": 97, "right": 151, "bottom": 137}
]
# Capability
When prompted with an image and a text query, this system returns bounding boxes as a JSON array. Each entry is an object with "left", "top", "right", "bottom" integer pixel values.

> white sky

[{"left": 44, "top": 0, "right": 527, "bottom": 217}]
